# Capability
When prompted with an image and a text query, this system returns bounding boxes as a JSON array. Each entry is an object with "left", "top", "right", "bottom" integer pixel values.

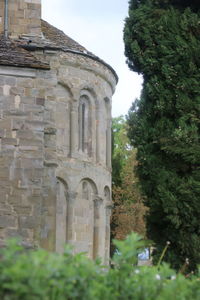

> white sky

[{"left": 42, "top": 0, "right": 143, "bottom": 117}]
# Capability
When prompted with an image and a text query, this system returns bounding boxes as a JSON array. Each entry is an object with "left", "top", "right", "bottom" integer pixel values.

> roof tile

[{"left": 0, "top": 35, "right": 50, "bottom": 69}]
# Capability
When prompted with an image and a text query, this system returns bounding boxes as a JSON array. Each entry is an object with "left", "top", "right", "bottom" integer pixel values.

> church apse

[{"left": 0, "top": 0, "right": 117, "bottom": 263}]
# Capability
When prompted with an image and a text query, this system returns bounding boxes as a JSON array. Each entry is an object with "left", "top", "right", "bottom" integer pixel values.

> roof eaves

[{"left": 21, "top": 44, "right": 118, "bottom": 82}]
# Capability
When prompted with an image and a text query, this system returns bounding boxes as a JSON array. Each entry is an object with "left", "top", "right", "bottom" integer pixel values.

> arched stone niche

[
  {"left": 80, "top": 86, "right": 97, "bottom": 102},
  {"left": 78, "top": 178, "right": 98, "bottom": 200},
  {"left": 104, "top": 185, "right": 111, "bottom": 201},
  {"left": 55, "top": 177, "right": 69, "bottom": 253},
  {"left": 54, "top": 83, "right": 72, "bottom": 157},
  {"left": 74, "top": 178, "right": 99, "bottom": 256},
  {"left": 77, "top": 88, "right": 97, "bottom": 159}
]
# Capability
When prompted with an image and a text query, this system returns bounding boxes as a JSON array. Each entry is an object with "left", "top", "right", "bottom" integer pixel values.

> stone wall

[
  {"left": 41, "top": 50, "right": 115, "bottom": 262},
  {"left": 0, "top": 0, "right": 41, "bottom": 38},
  {"left": 0, "top": 65, "right": 53, "bottom": 248},
  {"left": 0, "top": 48, "right": 116, "bottom": 263}
]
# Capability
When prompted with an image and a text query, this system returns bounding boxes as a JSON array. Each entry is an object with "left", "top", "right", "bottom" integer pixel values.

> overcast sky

[{"left": 42, "top": 0, "right": 143, "bottom": 117}]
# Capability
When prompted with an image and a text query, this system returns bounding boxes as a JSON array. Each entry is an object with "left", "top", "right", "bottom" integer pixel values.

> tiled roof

[
  {"left": 41, "top": 20, "right": 118, "bottom": 81},
  {"left": 0, "top": 21, "right": 118, "bottom": 81},
  {"left": 0, "top": 36, "right": 50, "bottom": 70},
  {"left": 41, "top": 20, "right": 93, "bottom": 55}
]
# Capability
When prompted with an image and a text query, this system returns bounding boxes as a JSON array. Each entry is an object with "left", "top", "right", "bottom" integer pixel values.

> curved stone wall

[{"left": 0, "top": 47, "right": 116, "bottom": 263}]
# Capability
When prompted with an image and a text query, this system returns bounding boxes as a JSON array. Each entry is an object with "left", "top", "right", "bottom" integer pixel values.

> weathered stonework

[
  {"left": 0, "top": 0, "right": 117, "bottom": 263},
  {"left": 0, "top": 0, "right": 42, "bottom": 38}
]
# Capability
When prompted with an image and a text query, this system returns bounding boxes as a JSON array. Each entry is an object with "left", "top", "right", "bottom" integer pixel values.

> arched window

[
  {"left": 104, "top": 98, "right": 111, "bottom": 167},
  {"left": 82, "top": 181, "right": 89, "bottom": 200},
  {"left": 104, "top": 186, "right": 111, "bottom": 202},
  {"left": 78, "top": 95, "right": 92, "bottom": 155}
]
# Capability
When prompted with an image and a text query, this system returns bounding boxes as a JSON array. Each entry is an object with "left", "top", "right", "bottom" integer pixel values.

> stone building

[{"left": 0, "top": 0, "right": 117, "bottom": 263}]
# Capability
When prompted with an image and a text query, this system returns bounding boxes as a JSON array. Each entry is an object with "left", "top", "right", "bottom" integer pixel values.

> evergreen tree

[{"left": 124, "top": 0, "right": 200, "bottom": 271}]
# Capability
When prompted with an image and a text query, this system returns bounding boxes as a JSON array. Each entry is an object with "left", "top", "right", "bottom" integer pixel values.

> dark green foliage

[
  {"left": 129, "top": 0, "right": 199, "bottom": 12},
  {"left": 1, "top": 236, "right": 200, "bottom": 300},
  {"left": 124, "top": 0, "right": 200, "bottom": 271}
]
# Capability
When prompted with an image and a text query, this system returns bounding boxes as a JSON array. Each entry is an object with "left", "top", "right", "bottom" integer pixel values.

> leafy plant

[{"left": 1, "top": 235, "right": 200, "bottom": 299}]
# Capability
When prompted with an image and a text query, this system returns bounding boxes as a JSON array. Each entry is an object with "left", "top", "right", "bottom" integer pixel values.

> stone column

[
  {"left": 93, "top": 197, "right": 103, "bottom": 260},
  {"left": 55, "top": 180, "right": 67, "bottom": 253},
  {"left": 104, "top": 202, "right": 113, "bottom": 265},
  {"left": 66, "top": 191, "right": 77, "bottom": 245}
]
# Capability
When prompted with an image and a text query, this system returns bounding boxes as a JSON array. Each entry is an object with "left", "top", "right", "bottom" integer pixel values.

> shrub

[{"left": 0, "top": 234, "right": 200, "bottom": 299}]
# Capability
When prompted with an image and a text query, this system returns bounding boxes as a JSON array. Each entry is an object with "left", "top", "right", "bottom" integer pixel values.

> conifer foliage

[{"left": 124, "top": 0, "right": 200, "bottom": 270}]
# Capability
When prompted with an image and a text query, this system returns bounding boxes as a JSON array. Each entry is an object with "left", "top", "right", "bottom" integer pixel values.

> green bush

[{"left": 0, "top": 234, "right": 200, "bottom": 300}]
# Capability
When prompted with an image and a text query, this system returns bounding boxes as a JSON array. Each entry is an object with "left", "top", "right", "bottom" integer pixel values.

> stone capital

[
  {"left": 67, "top": 191, "right": 77, "bottom": 202},
  {"left": 105, "top": 201, "right": 113, "bottom": 210},
  {"left": 93, "top": 196, "right": 103, "bottom": 206},
  {"left": 71, "top": 101, "right": 78, "bottom": 110}
]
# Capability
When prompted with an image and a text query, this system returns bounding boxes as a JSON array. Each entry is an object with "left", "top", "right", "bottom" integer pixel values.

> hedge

[{"left": 0, "top": 233, "right": 200, "bottom": 300}]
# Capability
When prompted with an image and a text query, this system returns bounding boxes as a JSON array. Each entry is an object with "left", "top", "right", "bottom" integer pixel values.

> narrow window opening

[
  {"left": 104, "top": 98, "right": 111, "bottom": 167},
  {"left": 82, "top": 103, "right": 85, "bottom": 151},
  {"left": 78, "top": 96, "right": 92, "bottom": 155}
]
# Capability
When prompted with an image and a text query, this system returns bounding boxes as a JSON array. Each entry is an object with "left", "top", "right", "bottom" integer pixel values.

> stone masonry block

[
  {"left": 23, "top": 104, "right": 44, "bottom": 113},
  {"left": 10, "top": 87, "right": 24, "bottom": 96},
  {"left": 13, "top": 206, "right": 32, "bottom": 215},
  {"left": 17, "top": 78, "right": 34, "bottom": 88},
  {"left": 5, "top": 228, "right": 29, "bottom": 238},
  {"left": 19, "top": 138, "right": 43, "bottom": 148},
  {"left": 1, "top": 138, "right": 18, "bottom": 146},
  {"left": 21, "top": 96, "right": 35, "bottom": 104},
  {"left": 5, "top": 77, "right": 16, "bottom": 86},
  {"left": 25, "top": 8, "right": 41, "bottom": 19},
  {"left": 16, "top": 129, "right": 37, "bottom": 139},
  {"left": 20, "top": 158, "right": 43, "bottom": 168},
  {"left": 25, "top": 120, "right": 44, "bottom": 131},
  {"left": 0, "top": 168, "right": 9, "bottom": 178},
  {"left": 0, "top": 118, "right": 12, "bottom": 130},
  {"left": 12, "top": 119, "right": 25, "bottom": 130},
  {"left": 36, "top": 97, "right": 45, "bottom": 106},
  {"left": 0, "top": 216, "right": 17, "bottom": 228},
  {"left": 19, "top": 216, "right": 37, "bottom": 229}
]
